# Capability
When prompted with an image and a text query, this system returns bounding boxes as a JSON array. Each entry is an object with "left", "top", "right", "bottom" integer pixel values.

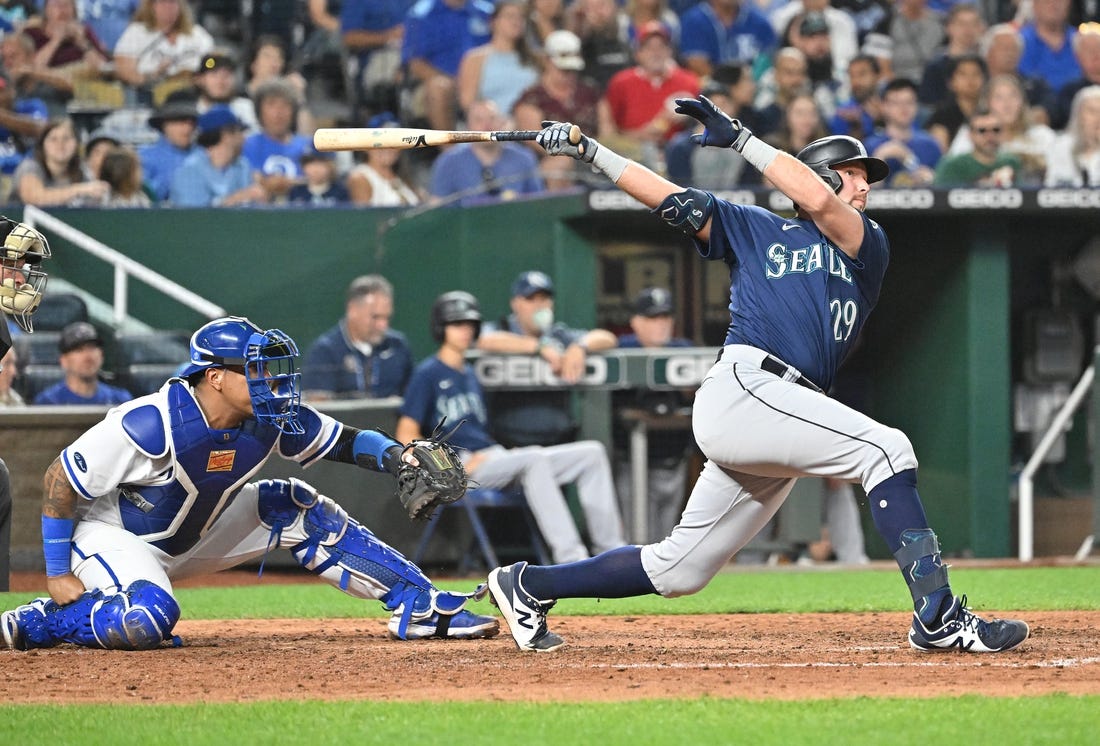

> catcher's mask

[
  {"left": 181, "top": 316, "right": 303, "bottom": 434},
  {"left": 431, "top": 290, "right": 482, "bottom": 342},
  {"left": 0, "top": 218, "right": 51, "bottom": 333},
  {"left": 795, "top": 135, "right": 889, "bottom": 192}
]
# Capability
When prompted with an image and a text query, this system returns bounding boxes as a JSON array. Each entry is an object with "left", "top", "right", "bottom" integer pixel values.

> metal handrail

[
  {"left": 1016, "top": 359, "right": 1096, "bottom": 561},
  {"left": 22, "top": 206, "right": 226, "bottom": 325}
]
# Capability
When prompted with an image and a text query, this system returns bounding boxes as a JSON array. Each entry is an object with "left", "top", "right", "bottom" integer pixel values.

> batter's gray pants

[
  {"left": 641, "top": 347, "right": 914, "bottom": 596},
  {"left": 470, "top": 443, "right": 627, "bottom": 563}
]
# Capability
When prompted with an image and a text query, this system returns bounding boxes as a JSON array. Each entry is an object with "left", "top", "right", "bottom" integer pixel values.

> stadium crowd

[{"left": 0, "top": 0, "right": 1097, "bottom": 208}]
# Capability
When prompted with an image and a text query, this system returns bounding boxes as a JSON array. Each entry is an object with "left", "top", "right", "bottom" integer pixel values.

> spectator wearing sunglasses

[{"left": 933, "top": 104, "right": 1022, "bottom": 187}]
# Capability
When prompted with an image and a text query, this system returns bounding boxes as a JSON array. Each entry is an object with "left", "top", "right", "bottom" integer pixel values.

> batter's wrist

[{"left": 740, "top": 136, "right": 779, "bottom": 174}]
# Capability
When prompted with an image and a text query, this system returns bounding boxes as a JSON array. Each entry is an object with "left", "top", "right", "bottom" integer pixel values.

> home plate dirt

[{"left": 2, "top": 610, "right": 1097, "bottom": 704}]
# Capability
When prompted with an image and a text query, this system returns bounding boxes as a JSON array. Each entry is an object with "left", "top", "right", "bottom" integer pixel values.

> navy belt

[
  {"left": 717, "top": 347, "right": 823, "bottom": 393},
  {"left": 759, "top": 356, "right": 823, "bottom": 393}
]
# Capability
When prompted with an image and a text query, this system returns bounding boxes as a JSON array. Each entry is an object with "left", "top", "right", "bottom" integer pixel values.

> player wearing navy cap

[{"left": 485, "top": 99, "right": 1030, "bottom": 654}]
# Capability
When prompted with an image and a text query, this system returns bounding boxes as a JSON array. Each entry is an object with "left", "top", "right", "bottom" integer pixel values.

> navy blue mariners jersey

[
  {"left": 400, "top": 357, "right": 496, "bottom": 453},
  {"left": 697, "top": 201, "right": 889, "bottom": 392}
]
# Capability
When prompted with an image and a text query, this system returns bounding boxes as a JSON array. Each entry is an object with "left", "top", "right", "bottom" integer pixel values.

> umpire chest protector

[{"left": 118, "top": 381, "right": 281, "bottom": 555}]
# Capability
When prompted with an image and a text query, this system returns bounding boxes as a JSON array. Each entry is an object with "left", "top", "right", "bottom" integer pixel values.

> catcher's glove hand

[{"left": 397, "top": 435, "right": 468, "bottom": 521}]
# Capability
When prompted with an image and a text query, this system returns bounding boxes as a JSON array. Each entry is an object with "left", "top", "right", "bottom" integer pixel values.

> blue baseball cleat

[
  {"left": 908, "top": 595, "right": 1029, "bottom": 653},
  {"left": 487, "top": 562, "right": 565, "bottom": 653},
  {"left": 387, "top": 608, "right": 499, "bottom": 640},
  {"left": 1, "top": 600, "right": 48, "bottom": 651}
]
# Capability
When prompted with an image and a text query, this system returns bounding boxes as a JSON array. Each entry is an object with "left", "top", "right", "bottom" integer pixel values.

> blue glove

[{"left": 674, "top": 95, "right": 753, "bottom": 151}]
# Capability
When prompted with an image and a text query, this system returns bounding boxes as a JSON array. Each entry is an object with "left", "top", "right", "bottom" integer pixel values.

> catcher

[{"left": 2, "top": 316, "right": 496, "bottom": 651}]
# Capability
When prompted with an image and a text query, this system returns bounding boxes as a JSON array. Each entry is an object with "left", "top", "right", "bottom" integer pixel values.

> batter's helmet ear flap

[
  {"left": 796, "top": 135, "right": 889, "bottom": 192},
  {"left": 431, "top": 291, "right": 482, "bottom": 343}
]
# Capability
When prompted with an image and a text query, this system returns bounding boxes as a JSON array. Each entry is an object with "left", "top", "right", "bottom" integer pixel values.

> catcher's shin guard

[
  {"left": 4, "top": 581, "right": 180, "bottom": 650},
  {"left": 257, "top": 478, "right": 481, "bottom": 639}
]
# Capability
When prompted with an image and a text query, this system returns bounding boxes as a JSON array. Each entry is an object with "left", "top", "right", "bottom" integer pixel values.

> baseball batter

[
  {"left": 487, "top": 101, "right": 1030, "bottom": 654},
  {"left": 2, "top": 316, "right": 498, "bottom": 651}
]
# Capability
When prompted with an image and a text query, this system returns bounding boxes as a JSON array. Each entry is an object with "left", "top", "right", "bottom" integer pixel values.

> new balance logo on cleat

[
  {"left": 487, "top": 562, "right": 565, "bottom": 653},
  {"left": 908, "top": 595, "right": 1029, "bottom": 653}
]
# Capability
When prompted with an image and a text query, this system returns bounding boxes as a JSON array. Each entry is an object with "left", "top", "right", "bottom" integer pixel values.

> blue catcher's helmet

[
  {"left": 795, "top": 135, "right": 889, "bottom": 193},
  {"left": 179, "top": 316, "right": 303, "bottom": 434}
]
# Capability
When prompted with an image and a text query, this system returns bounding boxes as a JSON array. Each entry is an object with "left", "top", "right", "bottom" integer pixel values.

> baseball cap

[
  {"left": 800, "top": 12, "right": 830, "bottom": 37},
  {"left": 84, "top": 128, "right": 121, "bottom": 152},
  {"left": 633, "top": 287, "right": 674, "bottom": 317},
  {"left": 366, "top": 111, "right": 400, "bottom": 129},
  {"left": 148, "top": 100, "right": 199, "bottom": 131},
  {"left": 196, "top": 106, "right": 245, "bottom": 135},
  {"left": 636, "top": 20, "right": 672, "bottom": 46},
  {"left": 511, "top": 270, "right": 554, "bottom": 298},
  {"left": 300, "top": 144, "right": 333, "bottom": 164},
  {"left": 544, "top": 30, "right": 584, "bottom": 71},
  {"left": 59, "top": 321, "right": 103, "bottom": 353},
  {"left": 197, "top": 53, "right": 234, "bottom": 74}
]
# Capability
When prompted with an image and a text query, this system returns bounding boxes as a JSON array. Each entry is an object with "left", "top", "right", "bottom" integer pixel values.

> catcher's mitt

[{"left": 397, "top": 436, "right": 468, "bottom": 521}]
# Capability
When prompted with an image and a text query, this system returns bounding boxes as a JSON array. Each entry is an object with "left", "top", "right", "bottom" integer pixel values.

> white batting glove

[{"left": 536, "top": 120, "right": 596, "bottom": 163}]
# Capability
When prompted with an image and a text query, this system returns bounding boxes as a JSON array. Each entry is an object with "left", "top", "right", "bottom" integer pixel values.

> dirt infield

[{"left": 3, "top": 572, "right": 1098, "bottom": 704}]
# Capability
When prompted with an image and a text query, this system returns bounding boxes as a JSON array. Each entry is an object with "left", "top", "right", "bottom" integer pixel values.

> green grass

[
  {"left": 1, "top": 696, "right": 1098, "bottom": 745},
  {"left": 5, "top": 565, "right": 1097, "bottom": 619},
  {"left": 2, "top": 566, "right": 1097, "bottom": 744}
]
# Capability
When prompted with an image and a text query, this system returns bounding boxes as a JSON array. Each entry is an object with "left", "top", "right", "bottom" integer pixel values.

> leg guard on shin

[
  {"left": 895, "top": 529, "right": 951, "bottom": 625},
  {"left": 4, "top": 581, "right": 180, "bottom": 650},
  {"left": 257, "top": 478, "right": 485, "bottom": 640}
]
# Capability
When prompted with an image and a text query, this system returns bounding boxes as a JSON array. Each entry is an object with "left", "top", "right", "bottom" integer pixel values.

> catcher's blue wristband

[{"left": 41, "top": 515, "right": 73, "bottom": 577}]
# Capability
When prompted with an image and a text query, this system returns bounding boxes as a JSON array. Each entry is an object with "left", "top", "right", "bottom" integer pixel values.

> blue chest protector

[{"left": 119, "top": 381, "right": 280, "bottom": 556}]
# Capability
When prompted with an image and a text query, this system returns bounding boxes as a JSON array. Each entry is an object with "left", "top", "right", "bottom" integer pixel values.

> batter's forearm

[{"left": 43, "top": 458, "right": 78, "bottom": 519}]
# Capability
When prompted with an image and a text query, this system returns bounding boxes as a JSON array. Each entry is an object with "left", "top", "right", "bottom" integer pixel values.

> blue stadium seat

[{"left": 114, "top": 331, "right": 190, "bottom": 396}]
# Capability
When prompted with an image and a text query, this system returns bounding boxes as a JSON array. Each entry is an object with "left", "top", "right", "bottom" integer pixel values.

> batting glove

[
  {"left": 674, "top": 95, "right": 753, "bottom": 152},
  {"left": 537, "top": 120, "right": 596, "bottom": 163}
]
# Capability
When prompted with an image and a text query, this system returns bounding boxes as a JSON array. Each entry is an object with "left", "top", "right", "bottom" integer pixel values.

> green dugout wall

[{"left": 13, "top": 190, "right": 1098, "bottom": 558}]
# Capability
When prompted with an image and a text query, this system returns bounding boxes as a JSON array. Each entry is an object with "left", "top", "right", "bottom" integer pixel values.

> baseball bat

[{"left": 313, "top": 125, "right": 581, "bottom": 152}]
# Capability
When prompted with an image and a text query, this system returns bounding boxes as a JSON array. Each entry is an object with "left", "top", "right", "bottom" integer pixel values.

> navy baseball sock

[
  {"left": 521, "top": 545, "right": 657, "bottom": 600},
  {"left": 868, "top": 469, "right": 952, "bottom": 626}
]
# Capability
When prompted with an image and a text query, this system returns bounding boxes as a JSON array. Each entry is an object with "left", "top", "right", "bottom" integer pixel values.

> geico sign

[
  {"left": 867, "top": 189, "right": 935, "bottom": 209},
  {"left": 946, "top": 189, "right": 1023, "bottom": 208},
  {"left": 660, "top": 355, "right": 713, "bottom": 386},
  {"left": 589, "top": 191, "right": 646, "bottom": 210},
  {"left": 475, "top": 355, "right": 609, "bottom": 386},
  {"left": 1037, "top": 189, "right": 1100, "bottom": 208}
]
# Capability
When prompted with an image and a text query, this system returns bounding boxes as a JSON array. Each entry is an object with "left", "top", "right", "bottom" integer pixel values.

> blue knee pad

[
  {"left": 19, "top": 581, "right": 180, "bottom": 650},
  {"left": 90, "top": 580, "right": 181, "bottom": 650}
]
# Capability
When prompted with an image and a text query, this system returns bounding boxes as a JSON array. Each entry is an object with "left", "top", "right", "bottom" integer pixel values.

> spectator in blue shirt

[
  {"left": 287, "top": 147, "right": 349, "bottom": 205},
  {"left": 429, "top": 98, "right": 543, "bottom": 205},
  {"left": 139, "top": 100, "right": 197, "bottom": 202},
  {"left": 340, "top": 0, "right": 412, "bottom": 112},
  {"left": 169, "top": 105, "right": 266, "bottom": 207},
  {"left": 401, "top": 0, "right": 493, "bottom": 130},
  {"left": 302, "top": 275, "right": 413, "bottom": 400},
  {"left": 33, "top": 322, "right": 132, "bottom": 406},
  {"left": 678, "top": 0, "right": 776, "bottom": 79},
  {"left": 81, "top": 0, "right": 141, "bottom": 52},
  {"left": 864, "top": 78, "right": 942, "bottom": 186},
  {"left": 1018, "top": 0, "right": 1082, "bottom": 96},
  {"left": 242, "top": 78, "right": 311, "bottom": 202}
]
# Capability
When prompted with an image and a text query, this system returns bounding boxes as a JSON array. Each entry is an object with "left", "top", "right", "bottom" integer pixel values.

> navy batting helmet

[
  {"left": 795, "top": 135, "right": 889, "bottom": 192},
  {"left": 431, "top": 291, "right": 482, "bottom": 342},
  {"left": 180, "top": 316, "right": 303, "bottom": 434}
]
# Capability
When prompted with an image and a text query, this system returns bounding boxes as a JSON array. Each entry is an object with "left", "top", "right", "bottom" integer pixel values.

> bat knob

[{"left": 567, "top": 124, "right": 582, "bottom": 145}]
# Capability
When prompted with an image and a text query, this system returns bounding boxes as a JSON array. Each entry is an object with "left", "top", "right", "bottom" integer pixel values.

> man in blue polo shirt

[
  {"left": 302, "top": 275, "right": 413, "bottom": 400},
  {"left": 33, "top": 322, "right": 132, "bottom": 406},
  {"left": 139, "top": 101, "right": 197, "bottom": 203},
  {"left": 169, "top": 106, "right": 267, "bottom": 207},
  {"left": 679, "top": 0, "right": 776, "bottom": 79},
  {"left": 401, "top": 0, "right": 493, "bottom": 130}
]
